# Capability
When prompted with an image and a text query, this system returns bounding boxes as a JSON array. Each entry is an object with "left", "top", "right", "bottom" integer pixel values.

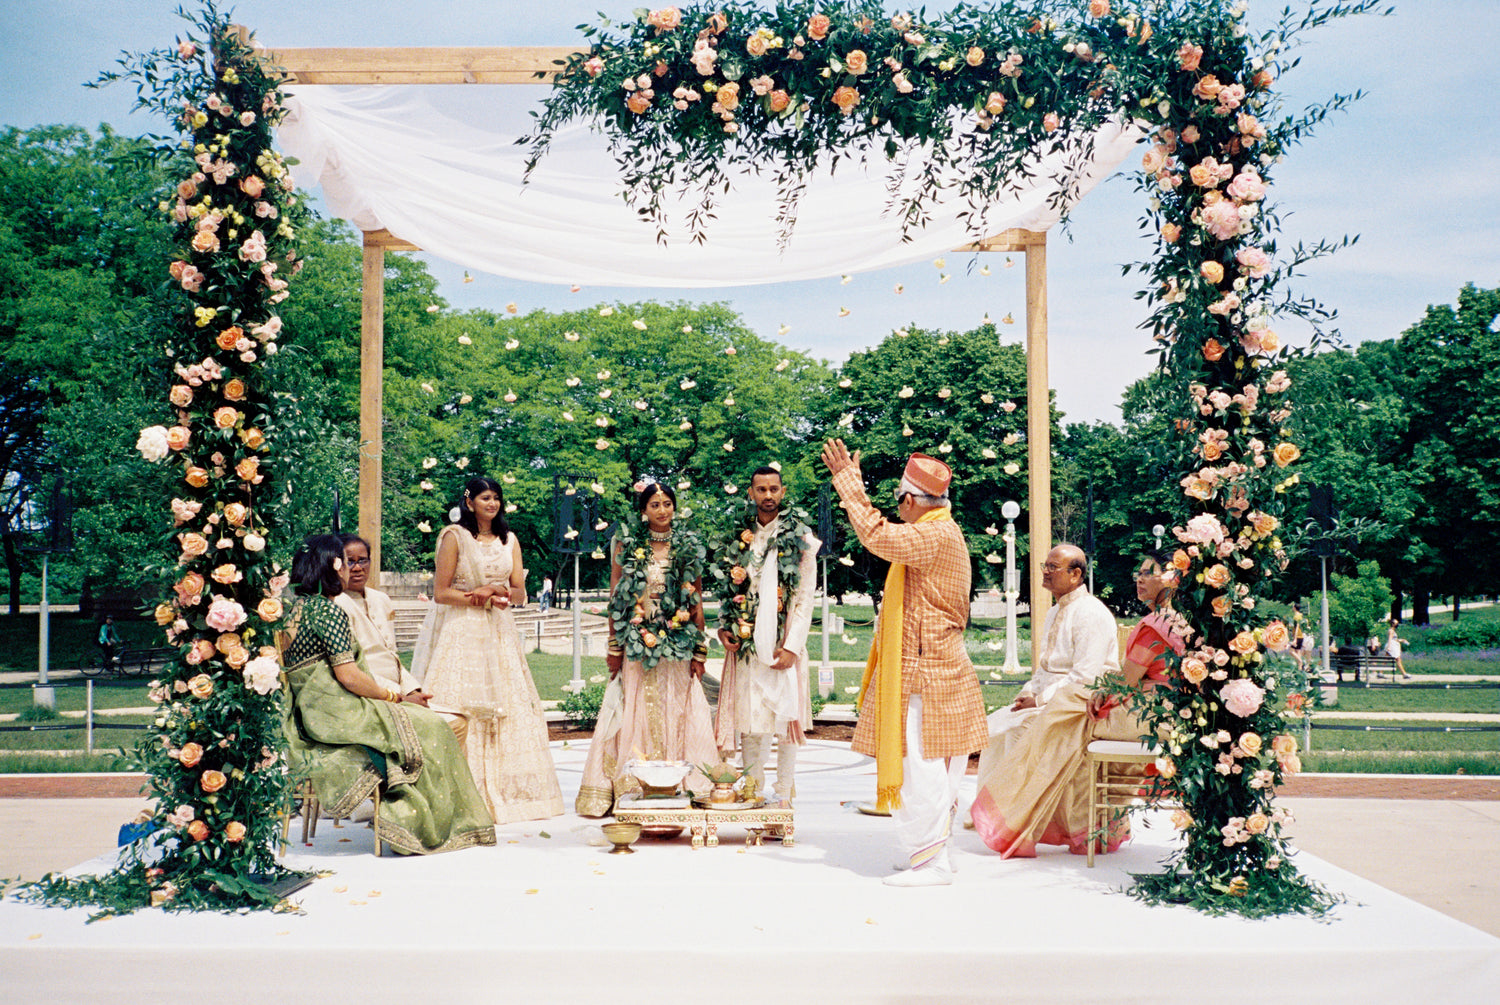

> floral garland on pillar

[
  {"left": 20, "top": 3, "right": 308, "bottom": 915},
  {"left": 527, "top": 0, "right": 1384, "bottom": 917}
]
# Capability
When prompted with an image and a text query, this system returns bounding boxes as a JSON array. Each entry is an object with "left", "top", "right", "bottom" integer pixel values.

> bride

[{"left": 416, "top": 476, "right": 564, "bottom": 824}]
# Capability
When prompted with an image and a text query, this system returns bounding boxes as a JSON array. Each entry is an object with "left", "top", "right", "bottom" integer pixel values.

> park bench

[
  {"left": 1328, "top": 648, "right": 1401, "bottom": 683},
  {"left": 119, "top": 646, "right": 177, "bottom": 676}
]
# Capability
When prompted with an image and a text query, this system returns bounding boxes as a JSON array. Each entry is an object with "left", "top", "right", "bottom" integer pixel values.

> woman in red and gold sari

[{"left": 972, "top": 551, "right": 1184, "bottom": 858}]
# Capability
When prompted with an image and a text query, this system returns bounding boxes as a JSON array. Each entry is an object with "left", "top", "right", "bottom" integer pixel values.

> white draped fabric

[{"left": 275, "top": 85, "right": 1142, "bottom": 286}]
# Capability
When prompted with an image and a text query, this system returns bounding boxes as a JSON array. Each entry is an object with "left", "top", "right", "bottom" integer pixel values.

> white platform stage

[{"left": 3, "top": 739, "right": 1497, "bottom": 1003}]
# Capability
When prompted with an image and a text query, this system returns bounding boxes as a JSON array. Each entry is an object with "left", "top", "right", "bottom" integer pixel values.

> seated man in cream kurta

[
  {"left": 974, "top": 544, "right": 1118, "bottom": 778},
  {"left": 714, "top": 466, "right": 820, "bottom": 804},
  {"left": 335, "top": 535, "right": 468, "bottom": 746}
]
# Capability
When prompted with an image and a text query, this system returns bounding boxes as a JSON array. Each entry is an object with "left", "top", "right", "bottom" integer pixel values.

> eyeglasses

[
  {"left": 1133, "top": 569, "right": 1162, "bottom": 582},
  {"left": 346, "top": 557, "right": 371, "bottom": 567},
  {"left": 1039, "top": 562, "right": 1076, "bottom": 573}
]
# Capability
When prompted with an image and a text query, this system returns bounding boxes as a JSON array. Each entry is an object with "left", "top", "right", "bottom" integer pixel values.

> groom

[{"left": 714, "top": 466, "right": 820, "bottom": 804}]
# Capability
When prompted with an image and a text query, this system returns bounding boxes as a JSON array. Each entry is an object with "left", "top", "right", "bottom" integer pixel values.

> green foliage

[
  {"left": 814, "top": 322, "right": 1033, "bottom": 598},
  {"left": 16, "top": 703, "right": 60, "bottom": 723},
  {"left": 557, "top": 679, "right": 608, "bottom": 730},
  {"left": 1325, "top": 560, "right": 1392, "bottom": 645},
  {"left": 1423, "top": 620, "right": 1500, "bottom": 650}
]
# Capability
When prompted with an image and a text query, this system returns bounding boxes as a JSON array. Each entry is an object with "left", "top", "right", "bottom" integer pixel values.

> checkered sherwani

[{"left": 832, "top": 467, "right": 988, "bottom": 759}]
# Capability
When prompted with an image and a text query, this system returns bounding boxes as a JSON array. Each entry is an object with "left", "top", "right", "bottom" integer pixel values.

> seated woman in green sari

[{"left": 280, "top": 534, "right": 496, "bottom": 854}]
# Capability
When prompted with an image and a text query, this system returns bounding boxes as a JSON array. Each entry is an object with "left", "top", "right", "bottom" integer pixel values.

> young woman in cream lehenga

[{"left": 416, "top": 477, "right": 564, "bottom": 824}]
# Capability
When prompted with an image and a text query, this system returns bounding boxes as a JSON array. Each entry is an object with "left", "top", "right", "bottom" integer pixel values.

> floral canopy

[{"left": 275, "top": 83, "right": 1139, "bottom": 286}]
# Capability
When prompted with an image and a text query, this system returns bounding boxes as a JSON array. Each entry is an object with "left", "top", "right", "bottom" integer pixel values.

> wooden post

[
  {"left": 1025, "top": 235, "right": 1051, "bottom": 670},
  {"left": 359, "top": 233, "right": 385, "bottom": 579}
]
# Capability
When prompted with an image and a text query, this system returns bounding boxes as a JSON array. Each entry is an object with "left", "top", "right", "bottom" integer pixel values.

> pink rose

[
  {"left": 767, "top": 89, "right": 790, "bottom": 113},
  {"left": 1227, "top": 168, "right": 1266, "bottom": 203},
  {"left": 239, "top": 175, "right": 265, "bottom": 198},
  {"left": 205, "top": 597, "right": 247, "bottom": 632},
  {"left": 646, "top": 7, "right": 681, "bottom": 32},
  {"left": 1235, "top": 246, "right": 1271, "bottom": 278},
  {"left": 179, "top": 533, "right": 209, "bottom": 558},
  {"left": 1221, "top": 678, "right": 1266, "bottom": 718},
  {"left": 1042, "top": 112, "right": 1060, "bottom": 132},
  {"left": 178, "top": 41, "right": 196, "bottom": 60},
  {"left": 1201, "top": 200, "right": 1241, "bottom": 240}
]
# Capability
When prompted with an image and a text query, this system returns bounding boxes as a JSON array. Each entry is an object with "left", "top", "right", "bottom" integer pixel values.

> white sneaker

[{"left": 883, "top": 866, "right": 954, "bottom": 887}]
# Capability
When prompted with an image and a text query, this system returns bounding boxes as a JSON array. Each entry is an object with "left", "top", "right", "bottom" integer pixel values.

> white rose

[{"left": 136, "top": 426, "right": 171, "bottom": 462}]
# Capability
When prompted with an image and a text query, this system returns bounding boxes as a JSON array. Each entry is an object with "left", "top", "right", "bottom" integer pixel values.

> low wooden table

[{"left": 612, "top": 802, "right": 795, "bottom": 849}]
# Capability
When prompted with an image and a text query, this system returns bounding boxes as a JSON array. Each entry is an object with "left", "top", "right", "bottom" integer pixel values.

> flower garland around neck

[
  {"left": 711, "top": 503, "right": 814, "bottom": 662},
  {"left": 609, "top": 518, "right": 708, "bottom": 669}
]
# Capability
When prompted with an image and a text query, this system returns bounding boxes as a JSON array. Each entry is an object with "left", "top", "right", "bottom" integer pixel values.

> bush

[
  {"left": 558, "top": 679, "right": 607, "bottom": 730},
  {"left": 1424, "top": 620, "right": 1500, "bottom": 649},
  {"left": 16, "top": 704, "right": 61, "bottom": 723}
]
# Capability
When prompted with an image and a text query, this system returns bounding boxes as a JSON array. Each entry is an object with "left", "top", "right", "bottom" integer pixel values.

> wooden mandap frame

[{"left": 254, "top": 37, "right": 1063, "bottom": 645}]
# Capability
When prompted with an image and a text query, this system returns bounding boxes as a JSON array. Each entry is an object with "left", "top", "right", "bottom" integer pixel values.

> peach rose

[
  {"left": 985, "top": 92, "right": 1007, "bottom": 115},
  {"left": 179, "top": 532, "right": 210, "bottom": 558},
  {"left": 1171, "top": 549, "right": 1191, "bottom": 572},
  {"left": 214, "top": 632, "right": 242, "bottom": 655},
  {"left": 257, "top": 597, "right": 283, "bottom": 622},
  {"left": 1202, "top": 338, "right": 1226, "bottom": 362},
  {"left": 965, "top": 46, "right": 984, "bottom": 66},
  {"left": 626, "top": 92, "right": 652, "bottom": 115},
  {"left": 215, "top": 326, "right": 243, "bottom": 351},
  {"left": 1228, "top": 630, "right": 1258, "bottom": 656},
  {"left": 1200, "top": 260, "right": 1224, "bottom": 285},
  {"left": 155, "top": 603, "right": 176, "bottom": 626},
  {"left": 831, "top": 85, "right": 861, "bottom": 115},
  {"left": 1271, "top": 733, "right": 1299, "bottom": 756},
  {"left": 185, "top": 466, "right": 210, "bottom": 488},
  {"left": 178, "top": 742, "right": 204, "bottom": 767},
  {"left": 1211, "top": 595, "right": 1232, "bottom": 618},
  {"left": 223, "top": 644, "right": 249, "bottom": 668},
  {"left": 1262, "top": 621, "right": 1290, "bottom": 652},
  {"left": 222, "top": 502, "right": 249, "bottom": 527},
  {"left": 1089, "top": 0, "right": 1111, "bottom": 15},
  {"left": 1181, "top": 657, "right": 1208, "bottom": 684},
  {"left": 240, "top": 427, "right": 266, "bottom": 450},
  {"left": 239, "top": 175, "right": 265, "bottom": 198},
  {"left": 224, "top": 821, "right": 247, "bottom": 843},
  {"left": 1042, "top": 111, "right": 1060, "bottom": 132},
  {"left": 1170, "top": 808, "right": 1194, "bottom": 830},
  {"left": 716, "top": 81, "right": 740, "bottom": 110},
  {"left": 190, "top": 638, "right": 217, "bottom": 664},
  {"left": 1273, "top": 442, "right": 1301, "bottom": 467},
  {"left": 191, "top": 230, "right": 220, "bottom": 254},
  {"left": 745, "top": 33, "right": 769, "bottom": 57},
  {"left": 223, "top": 378, "right": 248, "bottom": 401},
  {"left": 1160, "top": 222, "right": 1181, "bottom": 243},
  {"left": 1192, "top": 75, "right": 1222, "bottom": 101},
  {"left": 235, "top": 457, "right": 261, "bottom": 483},
  {"left": 646, "top": 6, "right": 681, "bottom": 31},
  {"left": 845, "top": 50, "right": 868, "bottom": 75},
  {"left": 174, "top": 571, "right": 206, "bottom": 606},
  {"left": 1238, "top": 731, "right": 1263, "bottom": 757},
  {"left": 210, "top": 563, "right": 241, "bottom": 585},
  {"left": 213, "top": 407, "right": 239, "bottom": 430},
  {"left": 706, "top": 11, "right": 727, "bottom": 34},
  {"left": 1245, "top": 812, "right": 1269, "bottom": 835},
  {"left": 200, "top": 769, "right": 227, "bottom": 793},
  {"left": 807, "top": 13, "right": 830, "bottom": 40},
  {"left": 169, "top": 385, "right": 194, "bottom": 408},
  {"left": 1177, "top": 43, "right": 1203, "bottom": 71},
  {"left": 188, "top": 673, "right": 214, "bottom": 699},
  {"left": 1203, "top": 563, "right": 1231, "bottom": 589},
  {"left": 187, "top": 819, "right": 210, "bottom": 841}
]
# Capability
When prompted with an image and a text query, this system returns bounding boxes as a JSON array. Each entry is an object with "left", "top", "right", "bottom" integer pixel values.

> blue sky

[{"left": 2, "top": 1, "right": 1496, "bottom": 425}]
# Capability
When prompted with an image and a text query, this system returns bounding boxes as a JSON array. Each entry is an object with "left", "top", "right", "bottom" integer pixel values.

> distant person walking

[
  {"left": 1386, "top": 617, "right": 1411, "bottom": 680},
  {"left": 539, "top": 576, "right": 554, "bottom": 612}
]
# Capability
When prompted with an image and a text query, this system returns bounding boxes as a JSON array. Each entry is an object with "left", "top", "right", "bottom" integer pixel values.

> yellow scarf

[{"left": 860, "top": 507, "right": 952, "bottom": 812}]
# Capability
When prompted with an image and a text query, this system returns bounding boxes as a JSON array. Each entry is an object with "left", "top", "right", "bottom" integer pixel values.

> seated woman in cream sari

[
  {"left": 280, "top": 534, "right": 496, "bottom": 855},
  {"left": 972, "top": 552, "right": 1185, "bottom": 858}
]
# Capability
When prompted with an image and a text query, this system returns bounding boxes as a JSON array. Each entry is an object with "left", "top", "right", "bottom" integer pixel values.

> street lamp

[
  {"left": 1152, "top": 523, "right": 1165, "bottom": 552},
  {"left": 1001, "top": 500, "right": 1023, "bottom": 675}
]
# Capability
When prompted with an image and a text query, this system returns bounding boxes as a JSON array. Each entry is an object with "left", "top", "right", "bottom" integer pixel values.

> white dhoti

[{"left": 892, "top": 695, "right": 968, "bottom": 874}]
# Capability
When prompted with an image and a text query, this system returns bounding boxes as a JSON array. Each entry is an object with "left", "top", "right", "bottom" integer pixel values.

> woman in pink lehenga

[
  {"left": 575, "top": 481, "right": 718, "bottom": 818},
  {"left": 971, "top": 551, "right": 1185, "bottom": 858}
]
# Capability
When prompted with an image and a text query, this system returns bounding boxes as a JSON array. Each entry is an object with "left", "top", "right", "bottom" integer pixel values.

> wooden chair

[
  {"left": 280, "top": 776, "right": 384, "bottom": 856},
  {"left": 1085, "top": 739, "right": 1160, "bottom": 868}
]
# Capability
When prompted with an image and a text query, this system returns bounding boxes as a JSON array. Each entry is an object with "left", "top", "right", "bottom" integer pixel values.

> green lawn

[
  {"left": 1307, "top": 719, "right": 1500, "bottom": 753},
  {"left": 1327, "top": 685, "right": 1500, "bottom": 715}
]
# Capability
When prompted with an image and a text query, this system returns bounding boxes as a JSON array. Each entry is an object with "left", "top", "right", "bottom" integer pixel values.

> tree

[
  {"left": 1324, "top": 560, "right": 1393, "bottom": 646},
  {"left": 809, "top": 323, "right": 1036, "bottom": 600}
]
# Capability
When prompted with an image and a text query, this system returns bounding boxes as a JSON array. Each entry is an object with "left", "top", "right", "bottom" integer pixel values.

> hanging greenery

[
  {"left": 17, "top": 1, "right": 310, "bottom": 916},
  {"left": 527, "top": 0, "right": 1388, "bottom": 918}
]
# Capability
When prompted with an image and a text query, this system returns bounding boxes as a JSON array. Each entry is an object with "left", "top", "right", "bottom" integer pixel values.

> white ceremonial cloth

[
  {"left": 1018, "top": 586, "right": 1120, "bottom": 705},
  {"left": 275, "top": 85, "right": 1142, "bottom": 287}
]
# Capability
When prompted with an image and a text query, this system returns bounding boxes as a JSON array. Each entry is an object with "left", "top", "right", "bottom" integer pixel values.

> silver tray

[{"left": 691, "top": 796, "right": 766, "bottom": 811}]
